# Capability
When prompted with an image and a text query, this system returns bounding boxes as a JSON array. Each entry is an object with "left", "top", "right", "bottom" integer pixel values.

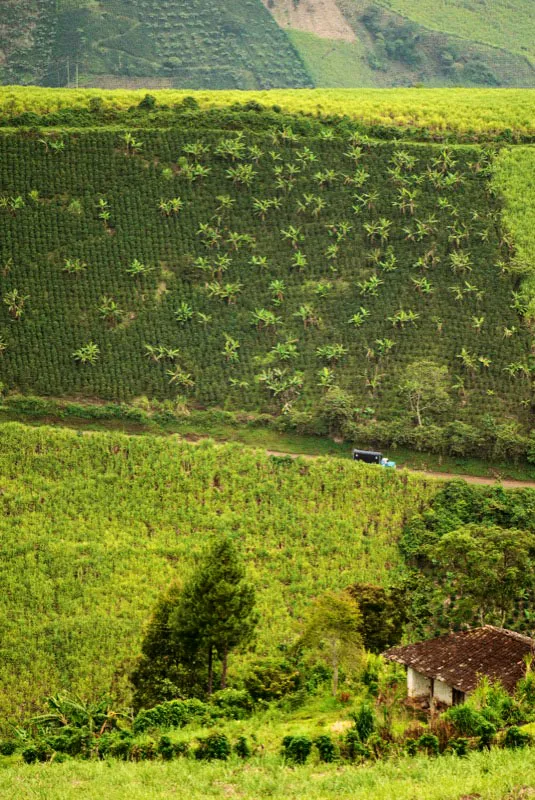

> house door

[{"left": 452, "top": 688, "right": 465, "bottom": 705}]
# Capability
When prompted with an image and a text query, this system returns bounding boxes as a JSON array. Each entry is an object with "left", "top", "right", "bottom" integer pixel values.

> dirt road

[{"left": 265, "top": 450, "right": 535, "bottom": 489}]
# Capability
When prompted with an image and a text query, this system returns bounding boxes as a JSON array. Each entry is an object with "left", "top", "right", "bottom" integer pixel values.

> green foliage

[
  {"left": 169, "top": 537, "right": 258, "bottom": 694},
  {"left": 1, "top": 0, "right": 312, "bottom": 89},
  {"left": 0, "top": 740, "right": 16, "bottom": 756},
  {"left": 504, "top": 725, "right": 531, "bottom": 749},
  {"left": 400, "top": 480, "right": 535, "bottom": 634},
  {"left": 0, "top": 114, "right": 531, "bottom": 457},
  {"left": 300, "top": 591, "right": 363, "bottom": 696},
  {"left": 347, "top": 583, "right": 406, "bottom": 653},
  {"left": 314, "top": 734, "right": 338, "bottom": 763},
  {"left": 351, "top": 702, "right": 376, "bottom": 742},
  {"left": 0, "top": 422, "right": 436, "bottom": 727},
  {"left": 234, "top": 735, "right": 252, "bottom": 758},
  {"left": 210, "top": 689, "right": 254, "bottom": 720},
  {"left": 444, "top": 705, "right": 491, "bottom": 737},
  {"left": 133, "top": 699, "right": 209, "bottom": 734},
  {"left": 194, "top": 732, "right": 231, "bottom": 761},
  {"left": 243, "top": 659, "right": 302, "bottom": 702},
  {"left": 281, "top": 734, "right": 313, "bottom": 764},
  {"left": 2, "top": 88, "right": 535, "bottom": 137}
]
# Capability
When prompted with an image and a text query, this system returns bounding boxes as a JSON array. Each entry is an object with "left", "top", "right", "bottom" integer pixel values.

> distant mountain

[
  {"left": 268, "top": 0, "right": 535, "bottom": 88},
  {"left": 0, "top": 0, "right": 312, "bottom": 89},
  {"left": 1, "top": 0, "right": 534, "bottom": 88}
]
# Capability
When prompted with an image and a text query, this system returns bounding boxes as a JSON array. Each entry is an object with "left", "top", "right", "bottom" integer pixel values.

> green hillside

[
  {"left": 1, "top": 102, "right": 534, "bottom": 463},
  {"left": 382, "top": 0, "right": 535, "bottom": 63},
  {"left": 0, "top": 0, "right": 312, "bottom": 89},
  {"left": 0, "top": 422, "right": 432, "bottom": 723},
  {"left": 2, "top": 0, "right": 535, "bottom": 88},
  {"left": 287, "top": 0, "right": 535, "bottom": 88}
]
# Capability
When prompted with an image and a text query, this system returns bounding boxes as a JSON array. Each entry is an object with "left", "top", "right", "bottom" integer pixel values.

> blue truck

[{"left": 352, "top": 449, "right": 396, "bottom": 468}]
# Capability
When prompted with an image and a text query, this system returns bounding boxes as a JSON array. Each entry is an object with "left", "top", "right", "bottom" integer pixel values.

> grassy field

[
  {"left": 2, "top": 747, "right": 535, "bottom": 799},
  {"left": 288, "top": 31, "right": 376, "bottom": 88},
  {"left": 2, "top": 87, "right": 535, "bottom": 135},
  {"left": 0, "top": 421, "right": 435, "bottom": 724}
]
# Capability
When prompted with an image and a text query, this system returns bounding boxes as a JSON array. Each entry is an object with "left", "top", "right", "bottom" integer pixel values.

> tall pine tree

[
  {"left": 171, "top": 538, "right": 258, "bottom": 694},
  {"left": 131, "top": 537, "right": 257, "bottom": 707}
]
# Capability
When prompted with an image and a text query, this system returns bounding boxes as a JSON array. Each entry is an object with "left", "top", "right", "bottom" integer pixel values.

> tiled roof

[{"left": 383, "top": 626, "right": 535, "bottom": 693}]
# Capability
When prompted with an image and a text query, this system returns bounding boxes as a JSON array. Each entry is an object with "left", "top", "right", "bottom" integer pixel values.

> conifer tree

[
  {"left": 171, "top": 538, "right": 258, "bottom": 694},
  {"left": 132, "top": 538, "right": 258, "bottom": 706}
]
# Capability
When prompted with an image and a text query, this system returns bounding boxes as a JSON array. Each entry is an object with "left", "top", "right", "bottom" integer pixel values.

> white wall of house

[
  {"left": 406, "top": 668, "right": 454, "bottom": 705},
  {"left": 407, "top": 667, "right": 431, "bottom": 697},
  {"left": 433, "top": 678, "right": 453, "bottom": 705}
]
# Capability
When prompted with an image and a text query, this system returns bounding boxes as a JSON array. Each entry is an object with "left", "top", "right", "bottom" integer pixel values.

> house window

[{"left": 452, "top": 688, "right": 465, "bottom": 706}]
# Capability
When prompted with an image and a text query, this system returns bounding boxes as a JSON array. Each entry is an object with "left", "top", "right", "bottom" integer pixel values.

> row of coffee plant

[{"left": 1, "top": 114, "right": 532, "bottom": 443}]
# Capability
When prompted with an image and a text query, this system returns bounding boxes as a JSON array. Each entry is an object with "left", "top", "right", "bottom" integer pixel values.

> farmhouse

[{"left": 383, "top": 626, "right": 535, "bottom": 706}]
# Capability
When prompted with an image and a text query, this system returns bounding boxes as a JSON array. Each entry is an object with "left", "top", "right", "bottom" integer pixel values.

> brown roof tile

[{"left": 383, "top": 626, "right": 535, "bottom": 693}]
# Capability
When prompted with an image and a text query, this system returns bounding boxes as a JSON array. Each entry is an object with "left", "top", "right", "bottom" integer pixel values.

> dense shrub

[
  {"left": 351, "top": 702, "right": 376, "bottom": 742},
  {"left": 315, "top": 734, "right": 338, "bottom": 762},
  {"left": 0, "top": 740, "right": 16, "bottom": 756},
  {"left": 244, "top": 659, "right": 301, "bottom": 702},
  {"left": 504, "top": 726, "right": 531, "bottom": 749},
  {"left": 194, "top": 732, "right": 231, "bottom": 761},
  {"left": 280, "top": 735, "right": 313, "bottom": 764},
  {"left": 234, "top": 735, "right": 252, "bottom": 758},
  {"left": 210, "top": 689, "right": 254, "bottom": 720},
  {"left": 133, "top": 699, "right": 210, "bottom": 733}
]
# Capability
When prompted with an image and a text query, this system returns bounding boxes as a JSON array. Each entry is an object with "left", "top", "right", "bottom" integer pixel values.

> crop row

[{"left": 0, "top": 127, "right": 531, "bottom": 430}]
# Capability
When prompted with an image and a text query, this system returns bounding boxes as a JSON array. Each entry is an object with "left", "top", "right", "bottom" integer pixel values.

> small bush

[
  {"left": 504, "top": 726, "right": 531, "bottom": 749},
  {"left": 210, "top": 688, "right": 254, "bottom": 720},
  {"left": 107, "top": 733, "right": 133, "bottom": 761},
  {"left": 351, "top": 702, "right": 375, "bottom": 742},
  {"left": 234, "top": 735, "right": 251, "bottom": 759},
  {"left": 194, "top": 732, "right": 231, "bottom": 761},
  {"left": 158, "top": 735, "right": 174, "bottom": 761},
  {"left": 448, "top": 737, "right": 469, "bottom": 756},
  {"left": 477, "top": 719, "right": 497, "bottom": 750},
  {"left": 22, "top": 742, "right": 52, "bottom": 764},
  {"left": 0, "top": 740, "right": 16, "bottom": 756},
  {"left": 173, "top": 740, "right": 190, "bottom": 758},
  {"left": 417, "top": 733, "right": 439, "bottom": 756},
  {"left": 342, "top": 729, "right": 371, "bottom": 762},
  {"left": 315, "top": 734, "right": 337, "bottom": 763},
  {"left": 133, "top": 698, "right": 209, "bottom": 733},
  {"left": 281, "top": 735, "right": 313, "bottom": 764},
  {"left": 444, "top": 704, "right": 488, "bottom": 737},
  {"left": 244, "top": 658, "right": 301, "bottom": 702}
]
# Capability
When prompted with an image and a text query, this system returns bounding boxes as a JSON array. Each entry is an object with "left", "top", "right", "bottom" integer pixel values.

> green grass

[
  {"left": 383, "top": 0, "right": 535, "bottom": 62},
  {"left": 288, "top": 30, "right": 376, "bottom": 88},
  {"left": 0, "top": 421, "right": 435, "bottom": 725},
  {"left": 2, "top": 747, "right": 535, "bottom": 799}
]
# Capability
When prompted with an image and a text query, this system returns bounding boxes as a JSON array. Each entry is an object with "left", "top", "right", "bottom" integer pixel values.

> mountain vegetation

[
  {"left": 0, "top": 421, "right": 434, "bottom": 725},
  {"left": 0, "top": 97, "right": 534, "bottom": 463},
  {"left": 2, "top": 0, "right": 535, "bottom": 89},
  {"left": 0, "top": 0, "right": 311, "bottom": 89}
]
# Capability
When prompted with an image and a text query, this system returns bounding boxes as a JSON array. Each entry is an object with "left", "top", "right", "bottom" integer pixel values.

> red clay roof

[{"left": 383, "top": 626, "right": 535, "bottom": 693}]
